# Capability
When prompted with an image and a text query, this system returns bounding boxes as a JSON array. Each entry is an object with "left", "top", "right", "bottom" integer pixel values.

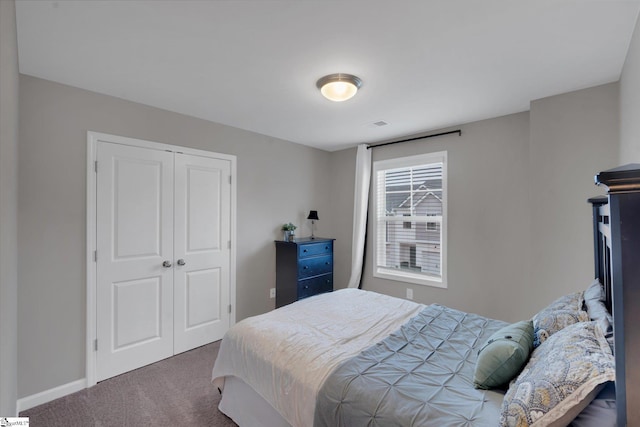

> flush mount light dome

[{"left": 316, "top": 73, "right": 362, "bottom": 102}]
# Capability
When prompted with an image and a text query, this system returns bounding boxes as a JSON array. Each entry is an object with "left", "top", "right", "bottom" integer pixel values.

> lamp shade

[
  {"left": 316, "top": 74, "right": 362, "bottom": 102},
  {"left": 307, "top": 210, "right": 319, "bottom": 221}
]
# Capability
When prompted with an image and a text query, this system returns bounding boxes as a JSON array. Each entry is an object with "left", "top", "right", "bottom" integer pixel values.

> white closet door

[
  {"left": 96, "top": 142, "right": 174, "bottom": 382},
  {"left": 173, "top": 153, "right": 231, "bottom": 353}
]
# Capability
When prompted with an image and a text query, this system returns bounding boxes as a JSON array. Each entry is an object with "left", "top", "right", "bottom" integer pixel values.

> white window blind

[{"left": 373, "top": 152, "right": 447, "bottom": 288}]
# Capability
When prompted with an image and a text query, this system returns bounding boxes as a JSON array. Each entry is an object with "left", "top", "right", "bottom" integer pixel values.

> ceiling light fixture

[{"left": 316, "top": 73, "right": 362, "bottom": 102}]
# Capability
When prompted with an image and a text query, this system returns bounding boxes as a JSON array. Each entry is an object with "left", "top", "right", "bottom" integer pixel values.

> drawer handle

[
  {"left": 325, "top": 246, "right": 328, "bottom": 250},
  {"left": 304, "top": 266, "right": 309, "bottom": 269},
  {"left": 303, "top": 249, "right": 308, "bottom": 253},
  {"left": 326, "top": 280, "right": 331, "bottom": 284},
  {"left": 304, "top": 285, "right": 309, "bottom": 289},
  {"left": 325, "top": 262, "right": 330, "bottom": 265}
]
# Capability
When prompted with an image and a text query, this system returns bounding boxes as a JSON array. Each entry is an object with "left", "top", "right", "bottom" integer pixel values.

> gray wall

[
  {"left": 17, "top": 75, "right": 332, "bottom": 398},
  {"left": 326, "top": 147, "right": 357, "bottom": 289},
  {"left": 529, "top": 83, "right": 619, "bottom": 313},
  {"left": 361, "top": 114, "right": 532, "bottom": 322},
  {"left": 0, "top": 0, "right": 19, "bottom": 417},
  {"left": 620, "top": 13, "right": 640, "bottom": 163},
  {"left": 352, "top": 83, "right": 619, "bottom": 323}
]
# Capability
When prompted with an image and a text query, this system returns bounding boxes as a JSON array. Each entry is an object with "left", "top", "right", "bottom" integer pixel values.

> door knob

[
  {"left": 162, "top": 260, "right": 172, "bottom": 268},
  {"left": 177, "top": 259, "right": 186, "bottom": 266}
]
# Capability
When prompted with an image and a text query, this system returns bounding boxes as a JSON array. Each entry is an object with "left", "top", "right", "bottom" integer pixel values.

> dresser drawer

[
  {"left": 298, "top": 274, "right": 333, "bottom": 299},
  {"left": 298, "top": 255, "right": 332, "bottom": 279},
  {"left": 298, "top": 241, "right": 333, "bottom": 258}
]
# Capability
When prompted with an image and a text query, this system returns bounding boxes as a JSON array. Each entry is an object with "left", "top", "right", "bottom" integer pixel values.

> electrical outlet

[
  {"left": 270, "top": 288, "right": 276, "bottom": 299},
  {"left": 406, "top": 288, "right": 413, "bottom": 300}
]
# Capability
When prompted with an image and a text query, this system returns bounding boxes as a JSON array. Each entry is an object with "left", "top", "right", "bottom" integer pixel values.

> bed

[{"left": 212, "top": 164, "right": 640, "bottom": 426}]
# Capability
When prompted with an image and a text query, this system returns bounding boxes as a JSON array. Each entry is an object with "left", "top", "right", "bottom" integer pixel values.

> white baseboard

[{"left": 17, "top": 378, "right": 86, "bottom": 413}]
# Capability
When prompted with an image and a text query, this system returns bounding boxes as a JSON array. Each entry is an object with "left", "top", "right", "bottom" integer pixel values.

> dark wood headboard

[
  {"left": 593, "top": 164, "right": 640, "bottom": 427},
  {"left": 588, "top": 195, "right": 612, "bottom": 311}
]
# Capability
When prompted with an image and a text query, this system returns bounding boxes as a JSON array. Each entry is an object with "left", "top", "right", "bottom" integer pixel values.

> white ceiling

[{"left": 15, "top": 1, "right": 640, "bottom": 152}]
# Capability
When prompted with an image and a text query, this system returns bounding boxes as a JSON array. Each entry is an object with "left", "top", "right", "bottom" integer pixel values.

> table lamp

[{"left": 307, "top": 210, "right": 319, "bottom": 239}]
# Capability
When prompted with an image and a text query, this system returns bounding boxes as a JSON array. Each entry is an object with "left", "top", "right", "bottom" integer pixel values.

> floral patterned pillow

[
  {"left": 542, "top": 291, "right": 584, "bottom": 312},
  {"left": 532, "top": 309, "right": 589, "bottom": 347},
  {"left": 500, "top": 321, "right": 615, "bottom": 427},
  {"left": 532, "top": 292, "right": 589, "bottom": 347}
]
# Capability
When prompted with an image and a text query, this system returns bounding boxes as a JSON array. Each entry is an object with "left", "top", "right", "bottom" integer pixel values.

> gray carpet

[{"left": 20, "top": 341, "right": 238, "bottom": 426}]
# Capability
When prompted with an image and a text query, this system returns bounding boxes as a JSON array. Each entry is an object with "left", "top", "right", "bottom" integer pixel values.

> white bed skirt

[{"left": 219, "top": 376, "right": 291, "bottom": 427}]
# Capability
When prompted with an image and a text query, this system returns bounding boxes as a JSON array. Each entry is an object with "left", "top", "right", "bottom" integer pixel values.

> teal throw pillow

[{"left": 474, "top": 320, "right": 534, "bottom": 390}]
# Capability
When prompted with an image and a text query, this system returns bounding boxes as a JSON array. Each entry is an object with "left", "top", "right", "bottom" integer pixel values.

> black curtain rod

[{"left": 366, "top": 129, "right": 462, "bottom": 149}]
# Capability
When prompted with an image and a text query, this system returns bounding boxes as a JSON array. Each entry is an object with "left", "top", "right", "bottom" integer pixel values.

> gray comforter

[{"left": 314, "top": 304, "right": 508, "bottom": 427}]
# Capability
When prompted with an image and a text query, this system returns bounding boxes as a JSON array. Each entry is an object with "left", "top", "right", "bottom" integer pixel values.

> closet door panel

[
  {"left": 95, "top": 142, "right": 174, "bottom": 382},
  {"left": 185, "top": 268, "right": 221, "bottom": 327},
  {"left": 174, "top": 153, "right": 231, "bottom": 353},
  {"left": 186, "top": 166, "right": 221, "bottom": 251}
]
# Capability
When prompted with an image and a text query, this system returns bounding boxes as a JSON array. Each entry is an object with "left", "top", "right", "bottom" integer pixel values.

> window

[{"left": 372, "top": 151, "right": 447, "bottom": 288}]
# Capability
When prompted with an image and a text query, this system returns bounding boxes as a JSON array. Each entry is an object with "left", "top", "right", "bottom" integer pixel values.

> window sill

[{"left": 374, "top": 267, "right": 447, "bottom": 289}]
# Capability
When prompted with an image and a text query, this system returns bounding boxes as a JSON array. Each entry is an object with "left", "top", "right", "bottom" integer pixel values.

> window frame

[{"left": 372, "top": 151, "right": 447, "bottom": 288}]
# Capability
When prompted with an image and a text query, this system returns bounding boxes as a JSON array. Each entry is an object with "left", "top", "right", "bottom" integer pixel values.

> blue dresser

[{"left": 275, "top": 237, "right": 334, "bottom": 308}]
